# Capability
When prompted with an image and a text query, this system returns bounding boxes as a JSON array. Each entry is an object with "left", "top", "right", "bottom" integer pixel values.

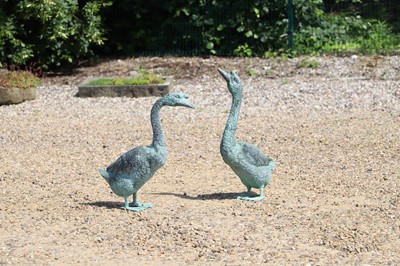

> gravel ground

[{"left": 1, "top": 56, "right": 399, "bottom": 265}]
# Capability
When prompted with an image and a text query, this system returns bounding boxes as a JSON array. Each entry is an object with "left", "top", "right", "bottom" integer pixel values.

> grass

[
  {"left": 88, "top": 73, "right": 164, "bottom": 86},
  {"left": 245, "top": 70, "right": 256, "bottom": 76},
  {"left": 0, "top": 70, "right": 40, "bottom": 89},
  {"left": 296, "top": 58, "right": 319, "bottom": 69}
]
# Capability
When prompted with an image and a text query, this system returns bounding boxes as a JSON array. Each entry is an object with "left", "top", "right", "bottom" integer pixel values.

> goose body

[
  {"left": 218, "top": 69, "right": 275, "bottom": 201},
  {"left": 99, "top": 92, "right": 194, "bottom": 211},
  {"left": 221, "top": 142, "right": 275, "bottom": 190},
  {"left": 100, "top": 145, "right": 165, "bottom": 198}
]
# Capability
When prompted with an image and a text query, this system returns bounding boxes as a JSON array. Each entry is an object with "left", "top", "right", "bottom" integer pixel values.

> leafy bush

[
  {"left": 99, "top": 0, "right": 399, "bottom": 57},
  {"left": 0, "top": 19, "right": 34, "bottom": 66},
  {"left": 2, "top": 0, "right": 398, "bottom": 65},
  {"left": 0, "top": 0, "right": 110, "bottom": 69},
  {"left": 295, "top": 14, "right": 400, "bottom": 54},
  {"left": 174, "top": 0, "right": 291, "bottom": 56},
  {"left": 358, "top": 20, "right": 400, "bottom": 54},
  {"left": 100, "top": 0, "right": 303, "bottom": 56}
]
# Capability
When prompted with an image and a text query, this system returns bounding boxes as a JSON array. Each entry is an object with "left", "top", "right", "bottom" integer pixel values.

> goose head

[
  {"left": 218, "top": 68, "right": 242, "bottom": 96},
  {"left": 163, "top": 92, "right": 194, "bottom": 108}
]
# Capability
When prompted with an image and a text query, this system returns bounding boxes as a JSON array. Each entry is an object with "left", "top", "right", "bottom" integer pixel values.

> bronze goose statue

[
  {"left": 99, "top": 92, "right": 194, "bottom": 211},
  {"left": 218, "top": 69, "right": 275, "bottom": 201}
]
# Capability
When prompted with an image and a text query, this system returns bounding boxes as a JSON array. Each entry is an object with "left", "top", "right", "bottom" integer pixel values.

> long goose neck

[
  {"left": 150, "top": 99, "right": 166, "bottom": 148},
  {"left": 221, "top": 92, "right": 242, "bottom": 149}
]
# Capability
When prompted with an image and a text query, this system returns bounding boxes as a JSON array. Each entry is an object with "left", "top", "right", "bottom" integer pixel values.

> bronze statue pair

[{"left": 99, "top": 69, "right": 275, "bottom": 211}]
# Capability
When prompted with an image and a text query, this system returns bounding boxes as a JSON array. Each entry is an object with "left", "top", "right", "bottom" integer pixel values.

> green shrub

[
  {"left": 99, "top": 0, "right": 399, "bottom": 57},
  {"left": 0, "top": 0, "right": 110, "bottom": 69},
  {"left": 295, "top": 14, "right": 400, "bottom": 54},
  {"left": 358, "top": 20, "right": 400, "bottom": 54},
  {"left": 0, "top": 19, "right": 34, "bottom": 66},
  {"left": 174, "top": 0, "right": 291, "bottom": 56}
]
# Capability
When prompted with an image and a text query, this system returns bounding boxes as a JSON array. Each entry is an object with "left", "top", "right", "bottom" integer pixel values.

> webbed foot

[
  {"left": 237, "top": 195, "right": 265, "bottom": 202},
  {"left": 133, "top": 202, "right": 153, "bottom": 208},
  {"left": 121, "top": 204, "right": 152, "bottom": 212},
  {"left": 122, "top": 196, "right": 153, "bottom": 211},
  {"left": 121, "top": 202, "right": 153, "bottom": 211},
  {"left": 236, "top": 192, "right": 251, "bottom": 200}
]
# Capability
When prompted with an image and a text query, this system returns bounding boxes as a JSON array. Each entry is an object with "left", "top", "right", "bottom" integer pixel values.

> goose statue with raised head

[
  {"left": 99, "top": 92, "right": 194, "bottom": 211},
  {"left": 218, "top": 69, "right": 275, "bottom": 201}
]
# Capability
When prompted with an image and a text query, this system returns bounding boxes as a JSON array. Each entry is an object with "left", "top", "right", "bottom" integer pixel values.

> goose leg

[
  {"left": 237, "top": 186, "right": 252, "bottom": 200},
  {"left": 238, "top": 185, "right": 266, "bottom": 202},
  {"left": 248, "top": 185, "right": 266, "bottom": 202},
  {"left": 132, "top": 193, "right": 153, "bottom": 209},
  {"left": 121, "top": 194, "right": 152, "bottom": 211}
]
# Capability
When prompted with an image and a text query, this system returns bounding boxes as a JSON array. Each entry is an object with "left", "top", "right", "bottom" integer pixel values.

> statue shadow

[
  {"left": 82, "top": 201, "right": 122, "bottom": 209},
  {"left": 82, "top": 191, "right": 260, "bottom": 208},
  {"left": 150, "top": 191, "right": 257, "bottom": 201}
]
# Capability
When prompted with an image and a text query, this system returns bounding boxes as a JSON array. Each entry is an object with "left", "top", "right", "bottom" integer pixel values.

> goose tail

[
  {"left": 99, "top": 169, "right": 110, "bottom": 183},
  {"left": 269, "top": 160, "right": 276, "bottom": 171}
]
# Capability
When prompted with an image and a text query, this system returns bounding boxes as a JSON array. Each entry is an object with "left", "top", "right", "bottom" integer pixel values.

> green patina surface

[
  {"left": 218, "top": 68, "right": 275, "bottom": 202},
  {"left": 99, "top": 92, "right": 194, "bottom": 211}
]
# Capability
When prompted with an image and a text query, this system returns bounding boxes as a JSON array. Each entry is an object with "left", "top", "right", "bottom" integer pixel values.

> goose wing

[
  {"left": 241, "top": 142, "right": 274, "bottom": 168},
  {"left": 106, "top": 146, "right": 152, "bottom": 178}
]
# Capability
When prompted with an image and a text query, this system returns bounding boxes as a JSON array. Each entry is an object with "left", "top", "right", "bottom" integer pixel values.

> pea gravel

[{"left": 0, "top": 56, "right": 399, "bottom": 265}]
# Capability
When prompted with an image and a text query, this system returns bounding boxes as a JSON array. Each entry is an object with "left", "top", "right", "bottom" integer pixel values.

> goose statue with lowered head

[
  {"left": 218, "top": 68, "right": 275, "bottom": 201},
  {"left": 99, "top": 92, "right": 194, "bottom": 211}
]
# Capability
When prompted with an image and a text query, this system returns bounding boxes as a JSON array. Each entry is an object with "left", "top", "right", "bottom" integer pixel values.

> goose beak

[
  {"left": 178, "top": 99, "right": 195, "bottom": 109},
  {"left": 218, "top": 68, "right": 230, "bottom": 82}
]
